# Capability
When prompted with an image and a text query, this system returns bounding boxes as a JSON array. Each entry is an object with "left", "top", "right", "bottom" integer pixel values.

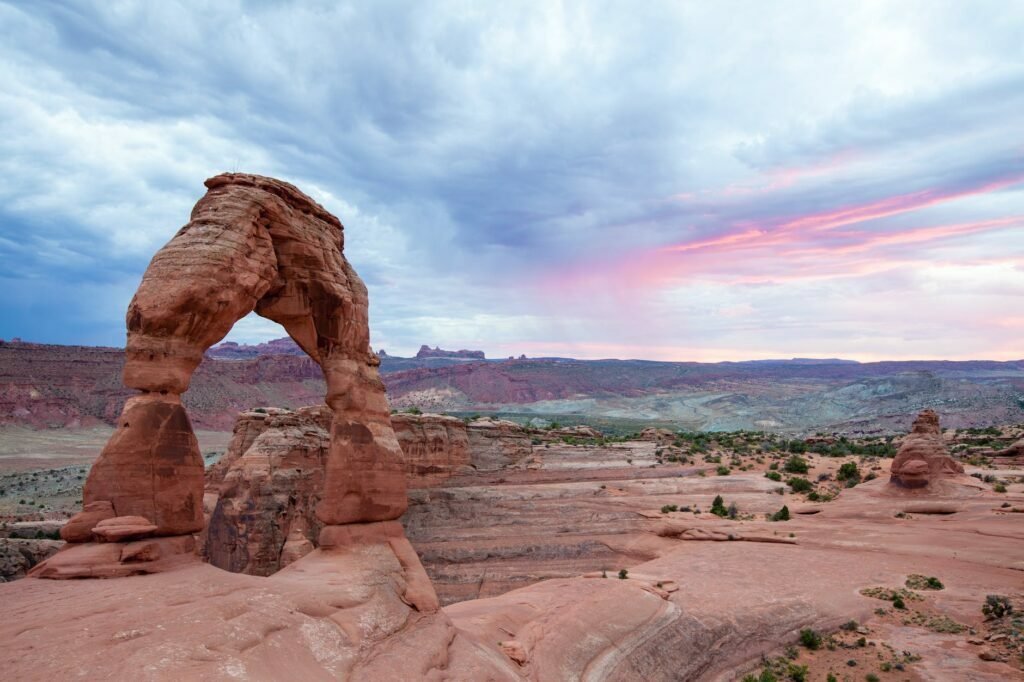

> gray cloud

[{"left": 1, "top": 1, "right": 1022, "bottom": 359}]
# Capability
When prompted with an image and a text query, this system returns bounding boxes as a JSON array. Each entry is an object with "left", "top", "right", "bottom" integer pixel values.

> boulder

[{"left": 60, "top": 501, "right": 115, "bottom": 542}]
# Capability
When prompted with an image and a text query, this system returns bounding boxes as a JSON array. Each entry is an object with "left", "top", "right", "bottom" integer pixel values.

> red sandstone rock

[
  {"left": 205, "top": 406, "right": 330, "bottom": 576},
  {"left": 391, "top": 412, "right": 472, "bottom": 481},
  {"left": 890, "top": 409, "right": 965, "bottom": 489},
  {"left": 44, "top": 174, "right": 408, "bottom": 572},
  {"left": 466, "top": 417, "right": 533, "bottom": 470},
  {"left": 91, "top": 516, "right": 159, "bottom": 542},
  {"left": 59, "top": 501, "right": 115, "bottom": 542},
  {"left": 83, "top": 394, "right": 205, "bottom": 535}
]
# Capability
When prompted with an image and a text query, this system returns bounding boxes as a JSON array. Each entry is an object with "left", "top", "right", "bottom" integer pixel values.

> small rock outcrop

[
  {"left": 391, "top": 412, "right": 472, "bottom": 482},
  {"left": 890, "top": 409, "right": 965, "bottom": 489},
  {"left": 466, "top": 417, "right": 534, "bottom": 470}
]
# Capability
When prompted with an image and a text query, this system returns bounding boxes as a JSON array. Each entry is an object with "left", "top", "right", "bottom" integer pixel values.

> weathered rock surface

[
  {"left": 0, "top": 538, "right": 62, "bottom": 581},
  {"left": 205, "top": 406, "right": 330, "bottom": 575},
  {"left": 391, "top": 412, "right": 472, "bottom": 481},
  {"left": 890, "top": 409, "right": 965, "bottom": 489},
  {"left": 59, "top": 501, "right": 115, "bottom": 542},
  {"left": 465, "top": 417, "right": 533, "bottom": 470}
]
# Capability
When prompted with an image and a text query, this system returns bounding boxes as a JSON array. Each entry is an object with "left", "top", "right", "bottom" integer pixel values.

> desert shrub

[
  {"left": 837, "top": 461, "right": 860, "bottom": 482},
  {"left": 840, "top": 620, "right": 858, "bottom": 631},
  {"left": 786, "top": 663, "right": 808, "bottom": 682},
  {"left": 660, "top": 504, "right": 678, "bottom": 514},
  {"left": 892, "top": 596, "right": 906, "bottom": 610},
  {"left": 993, "top": 481, "right": 1007, "bottom": 493},
  {"left": 771, "top": 505, "right": 790, "bottom": 522},
  {"left": 866, "top": 675, "right": 880, "bottom": 682},
  {"left": 710, "top": 495, "right": 727, "bottom": 517},
  {"left": 905, "top": 574, "right": 944, "bottom": 590},
  {"left": 769, "top": 462, "right": 779, "bottom": 470},
  {"left": 618, "top": 568, "right": 628, "bottom": 580},
  {"left": 798, "top": 628, "right": 821, "bottom": 650},
  {"left": 784, "top": 455, "right": 810, "bottom": 474},
  {"left": 787, "top": 477, "right": 812, "bottom": 493},
  {"left": 405, "top": 406, "right": 422, "bottom": 415},
  {"left": 716, "top": 465, "right": 731, "bottom": 476},
  {"left": 727, "top": 502, "right": 738, "bottom": 519},
  {"left": 982, "top": 594, "right": 1012, "bottom": 619},
  {"left": 765, "top": 470, "right": 782, "bottom": 482},
  {"left": 252, "top": 407, "right": 267, "bottom": 413}
]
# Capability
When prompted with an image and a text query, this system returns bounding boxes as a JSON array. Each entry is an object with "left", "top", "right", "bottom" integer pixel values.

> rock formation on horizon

[
  {"left": 416, "top": 344, "right": 486, "bottom": 360},
  {"left": 32, "top": 173, "right": 413, "bottom": 579},
  {"left": 889, "top": 408, "right": 965, "bottom": 489}
]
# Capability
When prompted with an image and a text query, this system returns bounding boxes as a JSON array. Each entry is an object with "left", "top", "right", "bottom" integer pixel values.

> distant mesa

[
  {"left": 416, "top": 344, "right": 485, "bottom": 360},
  {"left": 207, "top": 337, "right": 304, "bottom": 360}
]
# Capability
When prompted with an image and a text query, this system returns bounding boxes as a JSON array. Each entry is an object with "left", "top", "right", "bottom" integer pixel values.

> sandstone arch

[{"left": 79, "top": 174, "right": 407, "bottom": 540}]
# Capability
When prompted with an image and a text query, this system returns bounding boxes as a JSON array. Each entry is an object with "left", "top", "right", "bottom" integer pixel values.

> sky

[{"left": 1, "top": 1, "right": 1022, "bottom": 362}]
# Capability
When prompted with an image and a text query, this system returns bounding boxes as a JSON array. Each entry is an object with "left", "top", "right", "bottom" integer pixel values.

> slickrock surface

[
  {"left": 890, "top": 409, "right": 966, "bottom": 489},
  {"left": 4, "top": 466, "right": 1023, "bottom": 679}
]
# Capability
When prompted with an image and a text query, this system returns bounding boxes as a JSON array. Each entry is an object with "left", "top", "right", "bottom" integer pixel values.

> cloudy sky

[{"left": 1, "top": 1, "right": 1022, "bottom": 361}]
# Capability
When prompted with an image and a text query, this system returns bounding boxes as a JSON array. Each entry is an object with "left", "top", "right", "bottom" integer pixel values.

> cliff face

[{"left": 391, "top": 412, "right": 472, "bottom": 482}]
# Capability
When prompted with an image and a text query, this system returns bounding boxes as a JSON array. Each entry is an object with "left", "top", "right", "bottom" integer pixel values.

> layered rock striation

[{"left": 391, "top": 412, "right": 472, "bottom": 482}]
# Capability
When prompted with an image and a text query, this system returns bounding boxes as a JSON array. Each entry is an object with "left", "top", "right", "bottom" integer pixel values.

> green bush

[
  {"left": 798, "top": 628, "right": 821, "bottom": 650},
  {"left": 993, "top": 481, "right": 1007, "bottom": 493},
  {"left": 618, "top": 568, "right": 628, "bottom": 580},
  {"left": 771, "top": 505, "right": 790, "bottom": 522},
  {"left": 784, "top": 455, "right": 810, "bottom": 474},
  {"left": 837, "top": 461, "right": 860, "bottom": 482},
  {"left": 982, "top": 594, "right": 1012, "bottom": 619},
  {"left": 660, "top": 504, "right": 678, "bottom": 514},
  {"left": 787, "top": 477, "right": 812, "bottom": 493},
  {"left": 710, "top": 495, "right": 727, "bottom": 517},
  {"left": 716, "top": 465, "right": 731, "bottom": 476},
  {"left": 765, "top": 470, "right": 782, "bottom": 482}
]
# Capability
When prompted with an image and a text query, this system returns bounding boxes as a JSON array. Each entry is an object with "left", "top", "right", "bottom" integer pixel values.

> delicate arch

[{"left": 82, "top": 174, "right": 406, "bottom": 537}]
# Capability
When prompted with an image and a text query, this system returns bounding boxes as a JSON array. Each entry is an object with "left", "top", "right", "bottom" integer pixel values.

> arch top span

[{"left": 83, "top": 173, "right": 406, "bottom": 539}]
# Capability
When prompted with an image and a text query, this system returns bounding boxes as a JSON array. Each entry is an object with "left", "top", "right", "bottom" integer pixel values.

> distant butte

[{"left": 415, "top": 344, "right": 486, "bottom": 360}]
